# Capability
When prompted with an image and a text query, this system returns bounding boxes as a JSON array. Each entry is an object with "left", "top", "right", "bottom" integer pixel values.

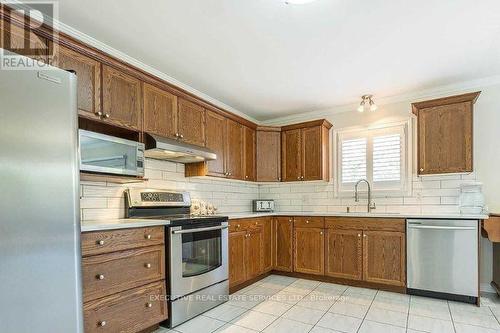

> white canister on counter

[{"left": 459, "top": 182, "right": 485, "bottom": 214}]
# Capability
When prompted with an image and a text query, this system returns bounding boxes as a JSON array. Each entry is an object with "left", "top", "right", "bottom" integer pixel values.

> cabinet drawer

[
  {"left": 81, "top": 227, "right": 164, "bottom": 256},
  {"left": 325, "top": 217, "right": 404, "bottom": 232},
  {"left": 84, "top": 281, "right": 167, "bottom": 333},
  {"left": 83, "top": 246, "right": 165, "bottom": 302},
  {"left": 294, "top": 216, "right": 324, "bottom": 228},
  {"left": 229, "top": 219, "right": 253, "bottom": 232}
]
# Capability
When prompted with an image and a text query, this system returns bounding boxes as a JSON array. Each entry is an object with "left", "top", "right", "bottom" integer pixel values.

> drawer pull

[
  {"left": 237, "top": 224, "right": 241, "bottom": 228},
  {"left": 144, "top": 263, "right": 152, "bottom": 269},
  {"left": 96, "top": 274, "right": 105, "bottom": 280},
  {"left": 306, "top": 220, "right": 310, "bottom": 224},
  {"left": 145, "top": 234, "right": 152, "bottom": 240},
  {"left": 358, "top": 234, "right": 361, "bottom": 237},
  {"left": 98, "top": 320, "right": 106, "bottom": 327},
  {"left": 146, "top": 302, "right": 153, "bottom": 308},
  {"left": 320, "top": 231, "right": 323, "bottom": 235},
  {"left": 96, "top": 240, "right": 105, "bottom": 246}
]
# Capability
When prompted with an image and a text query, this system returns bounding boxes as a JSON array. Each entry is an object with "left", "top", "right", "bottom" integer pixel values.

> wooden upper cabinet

[
  {"left": 243, "top": 126, "right": 256, "bottom": 181},
  {"left": 177, "top": 98, "right": 205, "bottom": 146},
  {"left": 256, "top": 127, "right": 281, "bottom": 182},
  {"left": 205, "top": 110, "right": 226, "bottom": 177},
  {"left": 273, "top": 217, "right": 293, "bottom": 272},
  {"left": 53, "top": 46, "right": 101, "bottom": 118},
  {"left": 412, "top": 92, "right": 480, "bottom": 175},
  {"left": 225, "top": 119, "right": 244, "bottom": 180},
  {"left": 282, "top": 120, "right": 332, "bottom": 182},
  {"left": 363, "top": 230, "right": 405, "bottom": 286},
  {"left": 325, "top": 229, "right": 363, "bottom": 280},
  {"left": 102, "top": 65, "right": 142, "bottom": 130},
  {"left": 293, "top": 227, "right": 324, "bottom": 275},
  {"left": 0, "top": 22, "right": 48, "bottom": 62},
  {"left": 143, "top": 83, "right": 177, "bottom": 139},
  {"left": 281, "top": 129, "right": 302, "bottom": 181}
]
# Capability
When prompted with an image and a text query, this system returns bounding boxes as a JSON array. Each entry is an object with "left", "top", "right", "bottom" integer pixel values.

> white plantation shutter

[
  {"left": 373, "top": 134, "right": 401, "bottom": 182},
  {"left": 337, "top": 122, "right": 408, "bottom": 194},
  {"left": 341, "top": 138, "right": 367, "bottom": 183}
]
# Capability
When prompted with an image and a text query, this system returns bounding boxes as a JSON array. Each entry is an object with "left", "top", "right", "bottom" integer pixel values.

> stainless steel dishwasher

[{"left": 407, "top": 219, "right": 479, "bottom": 304}]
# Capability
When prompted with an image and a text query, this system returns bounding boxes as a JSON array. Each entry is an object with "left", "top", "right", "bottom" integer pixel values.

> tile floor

[{"left": 155, "top": 275, "right": 500, "bottom": 333}]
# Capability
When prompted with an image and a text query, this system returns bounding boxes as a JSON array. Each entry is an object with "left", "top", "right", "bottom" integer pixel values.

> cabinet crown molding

[{"left": 411, "top": 91, "right": 481, "bottom": 115}]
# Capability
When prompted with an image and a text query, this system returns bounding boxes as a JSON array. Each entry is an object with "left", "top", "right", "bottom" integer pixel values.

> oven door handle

[{"left": 172, "top": 225, "right": 228, "bottom": 234}]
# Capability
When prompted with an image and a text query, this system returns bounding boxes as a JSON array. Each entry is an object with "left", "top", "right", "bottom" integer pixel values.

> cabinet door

[
  {"left": 229, "top": 230, "right": 247, "bottom": 288},
  {"left": 363, "top": 231, "right": 405, "bottom": 286},
  {"left": 325, "top": 229, "right": 362, "bottom": 280},
  {"left": 282, "top": 129, "right": 302, "bottom": 181},
  {"left": 256, "top": 130, "right": 281, "bottom": 182},
  {"left": 246, "top": 228, "right": 263, "bottom": 280},
  {"left": 243, "top": 126, "right": 256, "bottom": 181},
  {"left": 301, "top": 126, "right": 323, "bottom": 181},
  {"left": 225, "top": 119, "right": 244, "bottom": 180},
  {"left": 102, "top": 65, "right": 142, "bottom": 130},
  {"left": 53, "top": 46, "right": 101, "bottom": 118},
  {"left": 293, "top": 227, "right": 324, "bottom": 275},
  {"left": 273, "top": 217, "right": 293, "bottom": 272},
  {"left": 177, "top": 98, "right": 205, "bottom": 146},
  {"left": 256, "top": 217, "right": 273, "bottom": 273},
  {"left": 205, "top": 110, "right": 226, "bottom": 177},
  {"left": 418, "top": 102, "right": 472, "bottom": 174},
  {"left": 0, "top": 22, "right": 48, "bottom": 62},
  {"left": 143, "top": 83, "right": 177, "bottom": 139}
]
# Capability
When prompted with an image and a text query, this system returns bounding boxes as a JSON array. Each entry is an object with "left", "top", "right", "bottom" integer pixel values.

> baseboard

[{"left": 482, "top": 282, "right": 497, "bottom": 294}]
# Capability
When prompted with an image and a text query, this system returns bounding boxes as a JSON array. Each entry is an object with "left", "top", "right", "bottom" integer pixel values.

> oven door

[{"left": 169, "top": 222, "right": 228, "bottom": 298}]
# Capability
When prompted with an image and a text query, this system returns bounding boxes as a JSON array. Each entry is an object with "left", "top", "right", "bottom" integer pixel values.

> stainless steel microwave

[{"left": 79, "top": 130, "right": 145, "bottom": 177}]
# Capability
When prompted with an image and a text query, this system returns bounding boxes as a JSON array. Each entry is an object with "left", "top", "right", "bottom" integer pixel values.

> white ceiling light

[
  {"left": 284, "top": 0, "right": 318, "bottom": 4},
  {"left": 357, "top": 95, "right": 378, "bottom": 112}
]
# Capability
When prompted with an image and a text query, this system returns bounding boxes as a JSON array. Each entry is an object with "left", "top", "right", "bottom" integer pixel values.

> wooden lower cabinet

[
  {"left": 273, "top": 217, "right": 294, "bottom": 272},
  {"left": 84, "top": 281, "right": 167, "bottom": 333},
  {"left": 229, "top": 230, "right": 247, "bottom": 287},
  {"left": 293, "top": 227, "right": 324, "bottom": 275},
  {"left": 363, "top": 230, "right": 406, "bottom": 286},
  {"left": 81, "top": 227, "right": 167, "bottom": 332},
  {"left": 228, "top": 218, "right": 270, "bottom": 288},
  {"left": 325, "top": 229, "right": 363, "bottom": 280}
]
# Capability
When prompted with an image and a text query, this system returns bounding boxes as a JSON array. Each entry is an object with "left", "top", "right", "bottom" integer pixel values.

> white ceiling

[{"left": 56, "top": 0, "right": 500, "bottom": 120}]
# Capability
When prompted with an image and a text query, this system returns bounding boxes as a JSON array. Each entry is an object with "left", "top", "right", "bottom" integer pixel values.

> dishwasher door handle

[{"left": 407, "top": 225, "right": 476, "bottom": 230}]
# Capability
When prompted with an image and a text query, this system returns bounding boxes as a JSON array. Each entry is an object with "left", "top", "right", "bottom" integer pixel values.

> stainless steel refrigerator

[{"left": 0, "top": 54, "right": 83, "bottom": 332}]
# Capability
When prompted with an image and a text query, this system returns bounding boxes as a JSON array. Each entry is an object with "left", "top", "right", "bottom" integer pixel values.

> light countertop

[{"left": 81, "top": 211, "right": 488, "bottom": 232}]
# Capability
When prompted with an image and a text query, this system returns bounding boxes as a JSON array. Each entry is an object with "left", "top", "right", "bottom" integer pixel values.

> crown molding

[
  {"left": 2, "top": 0, "right": 260, "bottom": 125},
  {"left": 262, "top": 75, "right": 500, "bottom": 126}
]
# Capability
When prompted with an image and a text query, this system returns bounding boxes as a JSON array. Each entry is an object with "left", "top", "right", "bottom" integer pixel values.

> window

[{"left": 336, "top": 121, "right": 410, "bottom": 195}]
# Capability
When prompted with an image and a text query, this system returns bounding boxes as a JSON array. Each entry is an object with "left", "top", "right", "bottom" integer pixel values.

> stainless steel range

[{"left": 126, "top": 189, "right": 229, "bottom": 327}]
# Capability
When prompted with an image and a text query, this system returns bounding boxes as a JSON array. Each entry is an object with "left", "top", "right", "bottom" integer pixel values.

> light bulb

[
  {"left": 369, "top": 103, "right": 378, "bottom": 111},
  {"left": 357, "top": 104, "right": 365, "bottom": 113}
]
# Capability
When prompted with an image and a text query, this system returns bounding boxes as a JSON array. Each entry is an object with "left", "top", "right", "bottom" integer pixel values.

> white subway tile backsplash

[{"left": 81, "top": 158, "right": 478, "bottom": 221}]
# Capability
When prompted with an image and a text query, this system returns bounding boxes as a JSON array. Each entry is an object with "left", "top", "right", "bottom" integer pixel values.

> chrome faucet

[{"left": 354, "top": 179, "right": 376, "bottom": 213}]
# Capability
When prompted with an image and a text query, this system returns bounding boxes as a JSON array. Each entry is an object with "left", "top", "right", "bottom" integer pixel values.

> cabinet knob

[
  {"left": 363, "top": 234, "right": 367, "bottom": 238},
  {"left": 175, "top": 133, "right": 179, "bottom": 138},
  {"left": 301, "top": 176, "right": 304, "bottom": 180},
  {"left": 297, "top": 176, "right": 301, "bottom": 180},
  {"left": 419, "top": 168, "right": 424, "bottom": 172},
  {"left": 96, "top": 240, "right": 105, "bottom": 246},
  {"left": 288, "top": 219, "right": 292, "bottom": 222},
  {"left": 95, "top": 111, "right": 103, "bottom": 117},
  {"left": 237, "top": 224, "right": 241, "bottom": 228},
  {"left": 180, "top": 134, "right": 184, "bottom": 139},
  {"left": 96, "top": 274, "right": 105, "bottom": 280},
  {"left": 255, "top": 222, "right": 258, "bottom": 225},
  {"left": 245, "top": 175, "right": 248, "bottom": 179},
  {"left": 98, "top": 320, "right": 106, "bottom": 327},
  {"left": 146, "top": 302, "right": 153, "bottom": 308},
  {"left": 145, "top": 234, "right": 152, "bottom": 240},
  {"left": 144, "top": 263, "right": 152, "bottom": 269},
  {"left": 320, "top": 231, "right": 323, "bottom": 235},
  {"left": 358, "top": 234, "right": 361, "bottom": 237},
  {"left": 228, "top": 172, "right": 232, "bottom": 176},
  {"left": 278, "top": 177, "right": 281, "bottom": 181},
  {"left": 306, "top": 220, "right": 309, "bottom": 224},
  {"left": 104, "top": 113, "right": 110, "bottom": 119}
]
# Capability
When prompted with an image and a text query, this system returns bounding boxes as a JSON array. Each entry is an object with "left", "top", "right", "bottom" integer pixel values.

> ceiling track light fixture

[{"left": 357, "top": 94, "right": 378, "bottom": 112}]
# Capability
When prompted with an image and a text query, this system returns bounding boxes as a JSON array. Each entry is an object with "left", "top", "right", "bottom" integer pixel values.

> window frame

[{"left": 334, "top": 119, "right": 412, "bottom": 197}]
